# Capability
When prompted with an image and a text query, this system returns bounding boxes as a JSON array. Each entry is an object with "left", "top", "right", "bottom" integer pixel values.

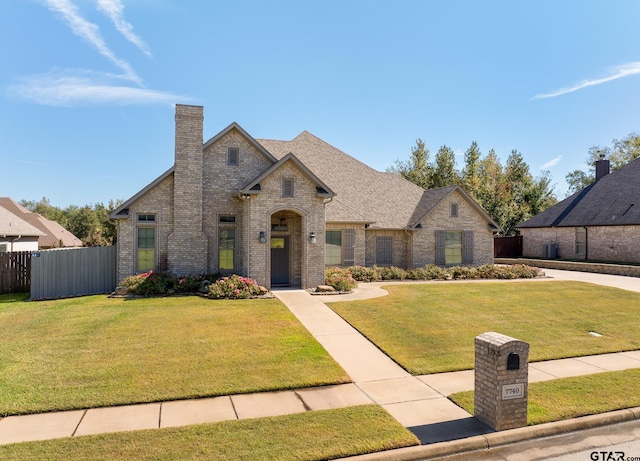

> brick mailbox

[{"left": 474, "top": 332, "right": 529, "bottom": 431}]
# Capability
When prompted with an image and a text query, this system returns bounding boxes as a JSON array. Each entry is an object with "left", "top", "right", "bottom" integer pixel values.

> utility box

[{"left": 474, "top": 332, "right": 529, "bottom": 431}]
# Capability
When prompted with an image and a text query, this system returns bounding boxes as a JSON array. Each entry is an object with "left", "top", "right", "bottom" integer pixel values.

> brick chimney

[
  {"left": 167, "top": 104, "right": 208, "bottom": 275},
  {"left": 595, "top": 154, "right": 610, "bottom": 181}
]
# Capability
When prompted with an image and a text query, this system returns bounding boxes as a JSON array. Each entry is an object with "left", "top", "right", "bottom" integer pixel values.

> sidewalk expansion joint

[
  {"left": 71, "top": 409, "right": 88, "bottom": 437},
  {"left": 293, "top": 392, "right": 312, "bottom": 412}
]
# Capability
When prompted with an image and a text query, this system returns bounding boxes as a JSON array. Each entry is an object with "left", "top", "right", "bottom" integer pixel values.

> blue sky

[{"left": 2, "top": 0, "right": 640, "bottom": 208}]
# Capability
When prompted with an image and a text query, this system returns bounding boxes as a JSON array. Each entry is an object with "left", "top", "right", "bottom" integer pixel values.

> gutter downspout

[{"left": 9, "top": 235, "right": 22, "bottom": 252}]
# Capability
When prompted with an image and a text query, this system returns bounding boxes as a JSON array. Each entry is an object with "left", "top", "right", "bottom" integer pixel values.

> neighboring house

[
  {"left": 518, "top": 157, "right": 640, "bottom": 263},
  {"left": 0, "top": 198, "right": 83, "bottom": 250},
  {"left": 0, "top": 205, "right": 45, "bottom": 252},
  {"left": 110, "top": 105, "right": 499, "bottom": 289}
]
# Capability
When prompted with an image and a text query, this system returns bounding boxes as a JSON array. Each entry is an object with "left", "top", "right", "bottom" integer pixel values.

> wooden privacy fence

[
  {"left": 0, "top": 251, "right": 31, "bottom": 294},
  {"left": 30, "top": 246, "right": 117, "bottom": 300},
  {"left": 494, "top": 235, "right": 523, "bottom": 258}
]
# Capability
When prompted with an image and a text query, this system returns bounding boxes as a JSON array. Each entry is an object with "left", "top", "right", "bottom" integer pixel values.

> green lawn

[
  {"left": 450, "top": 368, "right": 640, "bottom": 425},
  {"left": 328, "top": 281, "right": 640, "bottom": 374},
  {"left": 0, "top": 294, "right": 349, "bottom": 416},
  {"left": 0, "top": 405, "right": 419, "bottom": 461}
]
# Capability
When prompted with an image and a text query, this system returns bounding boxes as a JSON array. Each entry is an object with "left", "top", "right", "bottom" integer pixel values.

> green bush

[
  {"left": 325, "top": 267, "right": 358, "bottom": 291},
  {"left": 207, "top": 275, "right": 262, "bottom": 299},
  {"left": 121, "top": 271, "right": 175, "bottom": 296},
  {"left": 340, "top": 264, "right": 543, "bottom": 283}
]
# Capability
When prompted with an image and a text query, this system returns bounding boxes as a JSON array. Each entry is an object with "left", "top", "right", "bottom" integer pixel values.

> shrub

[
  {"left": 325, "top": 267, "right": 357, "bottom": 291},
  {"left": 207, "top": 275, "right": 262, "bottom": 299},
  {"left": 121, "top": 271, "right": 175, "bottom": 296},
  {"left": 379, "top": 266, "right": 406, "bottom": 280},
  {"left": 174, "top": 275, "right": 202, "bottom": 293}
]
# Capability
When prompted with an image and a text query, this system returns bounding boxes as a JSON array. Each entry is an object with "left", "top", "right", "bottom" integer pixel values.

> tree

[
  {"left": 462, "top": 141, "right": 482, "bottom": 197},
  {"left": 565, "top": 132, "right": 640, "bottom": 195},
  {"left": 430, "top": 145, "right": 460, "bottom": 188},
  {"left": 388, "top": 138, "right": 433, "bottom": 189},
  {"left": 20, "top": 198, "right": 121, "bottom": 246}
]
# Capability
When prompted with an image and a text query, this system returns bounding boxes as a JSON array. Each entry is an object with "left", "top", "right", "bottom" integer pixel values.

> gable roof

[
  {"left": 408, "top": 185, "right": 500, "bottom": 230},
  {"left": 0, "top": 198, "right": 81, "bottom": 247},
  {"left": 519, "top": 157, "right": 640, "bottom": 228},
  {"left": 110, "top": 122, "right": 276, "bottom": 219},
  {"left": 238, "top": 152, "right": 335, "bottom": 198},
  {"left": 258, "top": 132, "right": 429, "bottom": 229},
  {"left": 0, "top": 204, "right": 45, "bottom": 237}
]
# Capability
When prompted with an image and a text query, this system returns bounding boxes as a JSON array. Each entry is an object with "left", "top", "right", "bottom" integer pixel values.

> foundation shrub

[
  {"left": 325, "top": 267, "right": 358, "bottom": 291},
  {"left": 207, "top": 275, "right": 262, "bottom": 299}
]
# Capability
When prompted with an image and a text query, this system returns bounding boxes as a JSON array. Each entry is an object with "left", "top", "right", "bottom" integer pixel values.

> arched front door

[{"left": 269, "top": 210, "right": 302, "bottom": 287}]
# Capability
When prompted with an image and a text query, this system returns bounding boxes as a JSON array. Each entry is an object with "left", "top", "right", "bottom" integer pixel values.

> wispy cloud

[
  {"left": 43, "top": 0, "right": 143, "bottom": 85},
  {"left": 96, "top": 0, "right": 152, "bottom": 58},
  {"left": 540, "top": 155, "right": 562, "bottom": 170},
  {"left": 8, "top": 69, "right": 190, "bottom": 107},
  {"left": 533, "top": 61, "right": 640, "bottom": 99}
]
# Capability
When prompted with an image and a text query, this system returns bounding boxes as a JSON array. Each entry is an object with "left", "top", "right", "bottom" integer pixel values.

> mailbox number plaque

[{"left": 501, "top": 383, "right": 524, "bottom": 400}]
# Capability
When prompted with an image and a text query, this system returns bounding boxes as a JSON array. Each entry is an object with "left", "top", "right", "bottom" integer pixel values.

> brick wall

[
  {"left": 167, "top": 105, "right": 207, "bottom": 275},
  {"left": 413, "top": 189, "right": 495, "bottom": 267},
  {"left": 521, "top": 225, "right": 640, "bottom": 264}
]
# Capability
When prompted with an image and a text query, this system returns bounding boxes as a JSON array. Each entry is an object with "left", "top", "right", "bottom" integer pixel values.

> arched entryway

[{"left": 270, "top": 210, "right": 303, "bottom": 287}]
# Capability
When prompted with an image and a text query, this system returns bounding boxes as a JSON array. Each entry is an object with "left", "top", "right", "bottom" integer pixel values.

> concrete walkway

[{"left": 1, "top": 269, "right": 639, "bottom": 447}]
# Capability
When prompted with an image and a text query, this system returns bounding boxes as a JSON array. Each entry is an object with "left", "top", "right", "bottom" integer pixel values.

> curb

[{"left": 346, "top": 407, "right": 640, "bottom": 461}]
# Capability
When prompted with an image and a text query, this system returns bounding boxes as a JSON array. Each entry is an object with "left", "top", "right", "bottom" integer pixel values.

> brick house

[
  {"left": 110, "top": 105, "right": 498, "bottom": 289},
  {"left": 518, "top": 156, "right": 640, "bottom": 263}
]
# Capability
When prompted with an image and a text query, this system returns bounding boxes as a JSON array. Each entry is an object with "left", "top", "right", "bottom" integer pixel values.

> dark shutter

[
  {"left": 463, "top": 230, "right": 474, "bottom": 264},
  {"left": 343, "top": 230, "right": 355, "bottom": 265},
  {"left": 435, "top": 230, "right": 445, "bottom": 265},
  {"left": 376, "top": 237, "right": 393, "bottom": 265}
]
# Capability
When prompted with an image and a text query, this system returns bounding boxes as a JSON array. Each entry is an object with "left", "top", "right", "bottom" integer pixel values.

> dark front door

[{"left": 271, "top": 237, "right": 289, "bottom": 286}]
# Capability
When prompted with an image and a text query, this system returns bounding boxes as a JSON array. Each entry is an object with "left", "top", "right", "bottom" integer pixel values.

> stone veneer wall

[{"left": 413, "top": 189, "right": 495, "bottom": 267}]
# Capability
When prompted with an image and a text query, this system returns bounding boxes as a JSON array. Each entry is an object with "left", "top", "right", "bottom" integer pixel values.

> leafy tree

[
  {"left": 390, "top": 140, "right": 558, "bottom": 236},
  {"left": 389, "top": 138, "right": 433, "bottom": 189},
  {"left": 20, "top": 198, "right": 121, "bottom": 246},
  {"left": 565, "top": 132, "right": 640, "bottom": 195},
  {"left": 431, "top": 145, "right": 460, "bottom": 188}
]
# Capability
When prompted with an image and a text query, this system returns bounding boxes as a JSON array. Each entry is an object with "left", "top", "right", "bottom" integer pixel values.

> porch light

[
  {"left": 309, "top": 232, "right": 317, "bottom": 244},
  {"left": 259, "top": 231, "right": 266, "bottom": 243}
]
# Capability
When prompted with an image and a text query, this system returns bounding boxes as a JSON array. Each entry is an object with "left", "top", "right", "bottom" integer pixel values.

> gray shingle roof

[
  {"left": 258, "top": 132, "right": 428, "bottom": 229},
  {"left": 0, "top": 204, "right": 45, "bottom": 237},
  {"left": 518, "top": 157, "right": 640, "bottom": 228},
  {"left": 0, "top": 198, "right": 81, "bottom": 246}
]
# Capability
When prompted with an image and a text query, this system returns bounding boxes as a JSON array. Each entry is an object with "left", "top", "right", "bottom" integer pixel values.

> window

[
  {"left": 436, "top": 230, "right": 474, "bottom": 266},
  {"left": 450, "top": 203, "right": 459, "bottom": 218},
  {"left": 376, "top": 236, "right": 393, "bottom": 265},
  {"left": 325, "top": 231, "right": 342, "bottom": 265},
  {"left": 576, "top": 227, "right": 587, "bottom": 258},
  {"left": 0, "top": 243, "right": 7, "bottom": 253},
  {"left": 219, "top": 215, "right": 236, "bottom": 224},
  {"left": 137, "top": 227, "right": 155, "bottom": 272},
  {"left": 228, "top": 148, "right": 239, "bottom": 166},
  {"left": 219, "top": 228, "right": 236, "bottom": 270},
  {"left": 137, "top": 214, "right": 156, "bottom": 222},
  {"left": 445, "top": 231, "right": 463, "bottom": 265},
  {"left": 282, "top": 178, "right": 294, "bottom": 197}
]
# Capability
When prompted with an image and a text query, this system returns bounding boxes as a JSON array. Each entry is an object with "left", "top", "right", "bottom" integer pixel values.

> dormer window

[
  {"left": 228, "top": 148, "right": 239, "bottom": 166},
  {"left": 450, "top": 203, "right": 459, "bottom": 218}
]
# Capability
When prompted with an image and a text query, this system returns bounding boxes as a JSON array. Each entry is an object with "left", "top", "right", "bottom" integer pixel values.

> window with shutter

[
  {"left": 376, "top": 236, "right": 393, "bottom": 265},
  {"left": 325, "top": 231, "right": 342, "bottom": 265}
]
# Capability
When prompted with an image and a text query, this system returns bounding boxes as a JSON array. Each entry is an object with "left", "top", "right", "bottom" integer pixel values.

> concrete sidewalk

[{"left": 1, "top": 269, "right": 639, "bottom": 448}]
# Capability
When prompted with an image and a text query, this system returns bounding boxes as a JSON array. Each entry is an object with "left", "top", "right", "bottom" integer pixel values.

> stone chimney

[
  {"left": 167, "top": 104, "right": 208, "bottom": 275},
  {"left": 595, "top": 153, "right": 610, "bottom": 181}
]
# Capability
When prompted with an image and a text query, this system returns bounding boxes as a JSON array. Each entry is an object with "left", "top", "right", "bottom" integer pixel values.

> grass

[
  {"left": 0, "top": 294, "right": 349, "bottom": 416},
  {"left": 450, "top": 368, "right": 640, "bottom": 425},
  {"left": 0, "top": 405, "right": 419, "bottom": 461},
  {"left": 328, "top": 281, "right": 640, "bottom": 374}
]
